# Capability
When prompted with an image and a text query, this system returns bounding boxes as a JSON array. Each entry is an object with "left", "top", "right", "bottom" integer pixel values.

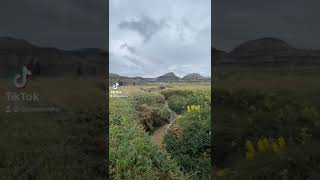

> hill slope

[
  {"left": 0, "top": 37, "right": 106, "bottom": 77},
  {"left": 213, "top": 37, "right": 320, "bottom": 65}
]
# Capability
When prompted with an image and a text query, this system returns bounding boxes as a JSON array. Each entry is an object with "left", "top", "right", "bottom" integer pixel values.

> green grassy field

[
  {"left": 213, "top": 65, "right": 320, "bottom": 179},
  {"left": 0, "top": 78, "right": 106, "bottom": 179},
  {"left": 109, "top": 83, "right": 211, "bottom": 180}
]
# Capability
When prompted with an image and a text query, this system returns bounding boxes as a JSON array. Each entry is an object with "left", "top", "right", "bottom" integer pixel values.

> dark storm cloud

[
  {"left": 0, "top": 0, "right": 106, "bottom": 50},
  {"left": 213, "top": 0, "right": 320, "bottom": 51},
  {"left": 119, "top": 16, "right": 166, "bottom": 42}
]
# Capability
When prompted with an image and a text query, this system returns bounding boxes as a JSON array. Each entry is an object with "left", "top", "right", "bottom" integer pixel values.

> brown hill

[
  {"left": 231, "top": 37, "right": 295, "bottom": 55},
  {"left": 157, "top": 72, "right": 180, "bottom": 81},
  {"left": 0, "top": 37, "right": 106, "bottom": 78},
  {"left": 213, "top": 38, "right": 320, "bottom": 65}
]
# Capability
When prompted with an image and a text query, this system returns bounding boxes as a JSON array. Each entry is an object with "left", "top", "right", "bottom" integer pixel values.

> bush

[
  {"left": 164, "top": 106, "right": 211, "bottom": 179},
  {"left": 167, "top": 95, "right": 190, "bottom": 114},
  {"left": 132, "top": 94, "right": 165, "bottom": 106},
  {"left": 165, "top": 90, "right": 210, "bottom": 114},
  {"left": 137, "top": 104, "right": 171, "bottom": 132},
  {"left": 127, "top": 94, "right": 173, "bottom": 132}
]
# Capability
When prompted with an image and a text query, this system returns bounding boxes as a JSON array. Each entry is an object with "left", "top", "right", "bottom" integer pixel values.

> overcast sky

[
  {"left": 110, "top": 0, "right": 211, "bottom": 78},
  {"left": 213, "top": 0, "right": 320, "bottom": 51},
  {"left": 0, "top": 0, "right": 106, "bottom": 50}
]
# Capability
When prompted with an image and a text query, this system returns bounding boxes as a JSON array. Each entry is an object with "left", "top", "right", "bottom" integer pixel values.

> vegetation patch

[
  {"left": 164, "top": 90, "right": 211, "bottom": 179},
  {"left": 214, "top": 89, "right": 320, "bottom": 179},
  {"left": 133, "top": 94, "right": 171, "bottom": 132},
  {"left": 136, "top": 104, "right": 171, "bottom": 132},
  {"left": 109, "top": 95, "right": 184, "bottom": 180},
  {"left": 162, "top": 90, "right": 211, "bottom": 114}
]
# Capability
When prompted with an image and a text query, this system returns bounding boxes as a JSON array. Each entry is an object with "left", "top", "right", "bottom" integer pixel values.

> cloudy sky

[
  {"left": 110, "top": 0, "right": 211, "bottom": 78},
  {"left": 0, "top": 0, "right": 106, "bottom": 50},
  {"left": 214, "top": 0, "right": 320, "bottom": 51}
]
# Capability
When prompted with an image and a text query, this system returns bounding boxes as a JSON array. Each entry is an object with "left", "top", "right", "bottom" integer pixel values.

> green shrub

[
  {"left": 136, "top": 104, "right": 171, "bottom": 132},
  {"left": 128, "top": 94, "right": 172, "bottom": 132},
  {"left": 167, "top": 95, "right": 190, "bottom": 114},
  {"left": 165, "top": 90, "right": 210, "bottom": 114},
  {"left": 164, "top": 106, "right": 211, "bottom": 179},
  {"left": 132, "top": 94, "right": 165, "bottom": 107},
  {"left": 161, "top": 90, "right": 189, "bottom": 99}
]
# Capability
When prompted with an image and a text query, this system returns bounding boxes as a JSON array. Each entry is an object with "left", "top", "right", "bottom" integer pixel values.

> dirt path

[{"left": 151, "top": 104, "right": 176, "bottom": 146}]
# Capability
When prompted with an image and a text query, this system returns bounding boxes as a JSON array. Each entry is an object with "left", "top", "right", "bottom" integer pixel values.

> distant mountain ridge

[
  {"left": 108, "top": 72, "right": 211, "bottom": 85},
  {"left": 213, "top": 37, "right": 320, "bottom": 65},
  {"left": 0, "top": 37, "right": 106, "bottom": 77}
]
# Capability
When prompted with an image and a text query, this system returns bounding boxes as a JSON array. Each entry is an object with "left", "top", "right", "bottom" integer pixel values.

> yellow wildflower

[
  {"left": 257, "top": 139, "right": 267, "bottom": 152},
  {"left": 187, "top": 105, "right": 201, "bottom": 112},
  {"left": 278, "top": 137, "right": 286, "bottom": 150},
  {"left": 187, "top": 106, "right": 191, "bottom": 112},
  {"left": 245, "top": 140, "right": 255, "bottom": 160},
  {"left": 217, "top": 169, "right": 226, "bottom": 177},
  {"left": 246, "top": 140, "right": 255, "bottom": 152},
  {"left": 272, "top": 142, "right": 280, "bottom": 153},
  {"left": 262, "top": 138, "right": 271, "bottom": 151}
]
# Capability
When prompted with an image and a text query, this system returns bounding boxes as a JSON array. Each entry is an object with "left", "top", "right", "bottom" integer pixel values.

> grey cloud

[
  {"left": 123, "top": 55, "right": 145, "bottom": 68},
  {"left": 119, "top": 16, "right": 166, "bottom": 42},
  {"left": 120, "top": 43, "right": 137, "bottom": 54},
  {"left": 213, "top": 0, "right": 320, "bottom": 51}
]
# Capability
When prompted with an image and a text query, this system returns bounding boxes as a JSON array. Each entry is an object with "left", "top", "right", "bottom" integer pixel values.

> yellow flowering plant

[
  {"left": 245, "top": 137, "right": 287, "bottom": 160},
  {"left": 187, "top": 105, "right": 201, "bottom": 113}
]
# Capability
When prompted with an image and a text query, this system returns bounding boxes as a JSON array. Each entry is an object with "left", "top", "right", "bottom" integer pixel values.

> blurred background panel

[
  {"left": 213, "top": 0, "right": 320, "bottom": 179},
  {"left": 0, "top": 0, "right": 107, "bottom": 179}
]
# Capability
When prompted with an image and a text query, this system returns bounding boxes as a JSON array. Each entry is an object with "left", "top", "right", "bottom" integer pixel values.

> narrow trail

[{"left": 151, "top": 102, "right": 176, "bottom": 146}]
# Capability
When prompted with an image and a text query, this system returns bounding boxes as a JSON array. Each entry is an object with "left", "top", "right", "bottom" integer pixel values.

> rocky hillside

[
  {"left": 0, "top": 37, "right": 106, "bottom": 77},
  {"left": 157, "top": 72, "right": 180, "bottom": 81},
  {"left": 213, "top": 37, "right": 320, "bottom": 65}
]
